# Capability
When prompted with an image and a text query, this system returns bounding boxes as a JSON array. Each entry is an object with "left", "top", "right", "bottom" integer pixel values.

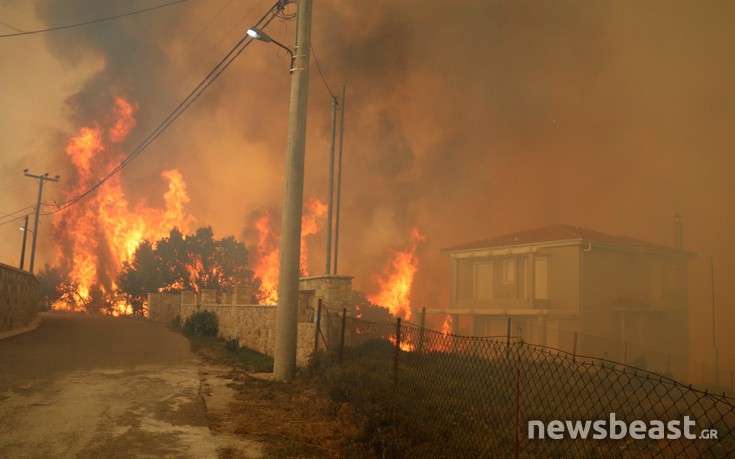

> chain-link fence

[{"left": 313, "top": 312, "right": 735, "bottom": 458}]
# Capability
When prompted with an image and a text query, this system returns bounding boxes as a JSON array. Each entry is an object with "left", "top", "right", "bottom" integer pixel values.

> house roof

[{"left": 441, "top": 224, "right": 692, "bottom": 255}]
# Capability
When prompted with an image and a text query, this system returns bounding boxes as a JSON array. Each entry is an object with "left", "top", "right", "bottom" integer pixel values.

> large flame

[
  {"left": 52, "top": 97, "right": 193, "bottom": 314},
  {"left": 252, "top": 211, "right": 280, "bottom": 305},
  {"left": 367, "top": 227, "right": 426, "bottom": 320},
  {"left": 300, "top": 198, "right": 328, "bottom": 277},
  {"left": 250, "top": 198, "right": 328, "bottom": 304}
]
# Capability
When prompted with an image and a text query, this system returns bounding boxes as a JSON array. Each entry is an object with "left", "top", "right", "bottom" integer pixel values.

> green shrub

[
  {"left": 225, "top": 338, "right": 239, "bottom": 352},
  {"left": 183, "top": 310, "right": 218, "bottom": 337}
]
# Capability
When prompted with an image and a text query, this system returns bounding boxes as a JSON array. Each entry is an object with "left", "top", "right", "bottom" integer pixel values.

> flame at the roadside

[
  {"left": 367, "top": 228, "right": 426, "bottom": 321},
  {"left": 300, "top": 198, "right": 327, "bottom": 277},
  {"left": 389, "top": 334, "right": 415, "bottom": 352},
  {"left": 249, "top": 198, "right": 328, "bottom": 304},
  {"left": 52, "top": 97, "right": 193, "bottom": 315},
  {"left": 252, "top": 211, "right": 279, "bottom": 304}
]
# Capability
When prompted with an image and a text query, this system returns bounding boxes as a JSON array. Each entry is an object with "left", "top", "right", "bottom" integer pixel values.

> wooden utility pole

[{"left": 24, "top": 170, "right": 60, "bottom": 273}]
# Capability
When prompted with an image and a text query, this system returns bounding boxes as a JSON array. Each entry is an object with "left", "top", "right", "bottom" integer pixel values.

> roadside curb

[{"left": 0, "top": 315, "right": 42, "bottom": 341}]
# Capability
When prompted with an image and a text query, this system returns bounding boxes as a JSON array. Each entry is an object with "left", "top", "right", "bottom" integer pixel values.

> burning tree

[
  {"left": 367, "top": 227, "right": 426, "bottom": 320},
  {"left": 52, "top": 97, "right": 195, "bottom": 314},
  {"left": 117, "top": 226, "right": 256, "bottom": 314},
  {"left": 246, "top": 198, "right": 328, "bottom": 304}
]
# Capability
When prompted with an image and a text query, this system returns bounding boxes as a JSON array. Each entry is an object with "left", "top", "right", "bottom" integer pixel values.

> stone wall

[
  {"left": 148, "top": 277, "right": 352, "bottom": 367},
  {"left": 0, "top": 263, "right": 39, "bottom": 333},
  {"left": 147, "top": 292, "right": 181, "bottom": 324}
]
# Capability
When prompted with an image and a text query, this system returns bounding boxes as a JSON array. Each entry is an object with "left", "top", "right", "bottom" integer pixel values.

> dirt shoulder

[{"left": 194, "top": 338, "right": 362, "bottom": 458}]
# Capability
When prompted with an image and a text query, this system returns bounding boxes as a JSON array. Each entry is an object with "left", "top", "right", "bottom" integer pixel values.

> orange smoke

[
  {"left": 250, "top": 198, "right": 328, "bottom": 304},
  {"left": 367, "top": 228, "right": 426, "bottom": 321},
  {"left": 53, "top": 97, "right": 193, "bottom": 314}
]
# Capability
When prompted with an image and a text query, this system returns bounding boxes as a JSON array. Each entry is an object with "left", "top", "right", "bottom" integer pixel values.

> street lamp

[
  {"left": 246, "top": 27, "right": 295, "bottom": 71},
  {"left": 19, "top": 215, "right": 31, "bottom": 270},
  {"left": 246, "top": 0, "right": 313, "bottom": 381}
]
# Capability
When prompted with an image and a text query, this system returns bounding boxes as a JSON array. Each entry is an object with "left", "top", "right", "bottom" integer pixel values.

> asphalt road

[{"left": 0, "top": 312, "right": 261, "bottom": 458}]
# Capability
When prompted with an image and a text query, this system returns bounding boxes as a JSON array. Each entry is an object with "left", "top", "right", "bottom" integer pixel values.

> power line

[
  {"left": 0, "top": 0, "right": 191, "bottom": 38},
  {"left": 41, "top": 0, "right": 289, "bottom": 216},
  {"left": 311, "top": 42, "right": 336, "bottom": 101},
  {"left": 0, "top": 206, "right": 35, "bottom": 226}
]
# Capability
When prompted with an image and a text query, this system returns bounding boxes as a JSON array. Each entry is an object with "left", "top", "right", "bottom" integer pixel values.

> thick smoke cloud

[{"left": 1, "top": 0, "right": 733, "bottom": 376}]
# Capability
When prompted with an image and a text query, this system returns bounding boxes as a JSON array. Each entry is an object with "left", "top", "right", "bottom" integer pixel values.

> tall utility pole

[
  {"left": 325, "top": 95, "right": 337, "bottom": 275},
  {"left": 19, "top": 214, "right": 29, "bottom": 270},
  {"left": 274, "top": 0, "right": 313, "bottom": 382},
  {"left": 24, "top": 170, "right": 60, "bottom": 273},
  {"left": 333, "top": 85, "right": 346, "bottom": 274}
]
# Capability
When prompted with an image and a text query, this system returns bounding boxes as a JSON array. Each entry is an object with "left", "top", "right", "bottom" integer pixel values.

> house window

[
  {"left": 503, "top": 259, "right": 515, "bottom": 284},
  {"left": 474, "top": 262, "right": 493, "bottom": 299},
  {"left": 650, "top": 262, "right": 662, "bottom": 303},
  {"left": 534, "top": 257, "right": 549, "bottom": 300},
  {"left": 665, "top": 264, "right": 678, "bottom": 292}
]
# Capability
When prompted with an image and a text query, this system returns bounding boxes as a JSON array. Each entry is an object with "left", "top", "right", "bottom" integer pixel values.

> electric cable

[
  {"left": 0, "top": 0, "right": 190, "bottom": 38},
  {"left": 311, "top": 42, "right": 337, "bottom": 101},
  {"left": 41, "top": 0, "right": 289, "bottom": 216}
]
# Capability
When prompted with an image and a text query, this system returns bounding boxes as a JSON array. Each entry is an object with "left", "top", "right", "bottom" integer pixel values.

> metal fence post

[
  {"left": 313, "top": 299, "right": 322, "bottom": 356},
  {"left": 573, "top": 331, "right": 578, "bottom": 362},
  {"left": 393, "top": 317, "right": 402, "bottom": 452},
  {"left": 417, "top": 307, "right": 426, "bottom": 352},
  {"left": 515, "top": 355, "right": 521, "bottom": 459},
  {"left": 506, "top": 317, "right": 511, "bottom": 358},
  {"left": 338, "top": 307, "right": 346, "bottom": 365}
]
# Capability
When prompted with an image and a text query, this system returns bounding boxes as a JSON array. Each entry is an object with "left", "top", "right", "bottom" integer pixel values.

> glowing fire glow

[
  {"left": 52, "top": 97, "right": 194, "bottom": 315},
  {"left": 250, "top": 198, "right": 328, "bottom": 304},
  {"left": 389, "top": 334, "right": 415, "bottom": 352},
  {"left": 252, "top": 211, "right": 279, "bottom": 304},
  {"left": 367, "top": 227, "right": 426, "bottom": 320}
]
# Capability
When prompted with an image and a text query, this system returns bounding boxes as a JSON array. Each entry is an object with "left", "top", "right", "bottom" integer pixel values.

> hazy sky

[{"left": 1, "top": 0, "right": 733, "bottom": 377}]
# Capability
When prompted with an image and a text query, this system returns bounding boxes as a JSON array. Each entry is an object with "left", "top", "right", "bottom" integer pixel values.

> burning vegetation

[
  {"left": 42, "top": 97, "right": 422, "bottom": 320},
  {"left": 51, "top": 97, "right": 195, "bottom": 315},
  {"left": 247, "top": 198, "right": 328, "bottom": 304},
  {"left": 367, "top": 227, "right": 426, "bottom": 320}
]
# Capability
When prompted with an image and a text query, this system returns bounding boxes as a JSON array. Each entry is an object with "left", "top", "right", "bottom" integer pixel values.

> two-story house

[{"left": 441, "top": 223, "right": 694, "bottom": 377}]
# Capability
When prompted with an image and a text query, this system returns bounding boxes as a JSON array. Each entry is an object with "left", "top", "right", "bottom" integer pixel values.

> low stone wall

[
  {"left": 148, "top": 277, "right": 352, "bottom": 367},
  {"left": 147, "top": 292, "right": 181, "bottom": 324},
  {"left": 0, "top": 263, "right": 40, "bottom": 333}
]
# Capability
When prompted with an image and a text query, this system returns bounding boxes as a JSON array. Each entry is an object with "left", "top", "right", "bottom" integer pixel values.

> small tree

[
  {"left": 37, "top": 263, "right": 63, "bottom": 311},
  {"left": 117, "top": 226, "right": 257, "bottom": 313}
]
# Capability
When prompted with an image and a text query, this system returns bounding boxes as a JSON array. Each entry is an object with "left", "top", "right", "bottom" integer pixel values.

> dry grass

[
  {"left": 226, "top": 374, "right": 362, "bottom": 458},
  {"left": 189, "top": 335, "right": 364, "bottom": 458}
]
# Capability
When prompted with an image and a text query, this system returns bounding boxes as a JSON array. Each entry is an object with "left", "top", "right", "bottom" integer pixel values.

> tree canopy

[{"left": 117, "top": 226, "right": 256, "bottom": 314}]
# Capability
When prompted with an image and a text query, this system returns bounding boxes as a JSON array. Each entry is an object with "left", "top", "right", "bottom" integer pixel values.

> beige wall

[
  {"left": 148, "top": 277, "right": 352, "bottom": 367},
  {"left": 446, "top": 242, "right": 690, "bottom": 380},
  {"left": 0, "top": 263, "right": 39, "bottom": 333}
]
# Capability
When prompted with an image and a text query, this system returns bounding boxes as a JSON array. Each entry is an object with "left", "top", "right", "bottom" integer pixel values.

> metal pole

[
  {"left": 339, "top": 307, "right": 346, "bottom": 365},
  {"left": 313, "top": 299, "right": 322, "bottom": 356},
  {"left": 711, "top": 256, "right": 716, "bottom": 347},
  {"left": 506, "top": 317, "right": 511, "bottom": 358},
  {"left": 332, "top": 85, "right": 346, "bottom": 274},
  {"left": 325, "top": 96, "right": 337, "bottom": 274},
  {"left": 273, "top": 0, "right": 313, "bottom": 382},
  {"left": 417, "top": 307, "right": 426, "bottom": 352},
  {"left": 19, "top": 214, "right": 29, "bottom": 270}
]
